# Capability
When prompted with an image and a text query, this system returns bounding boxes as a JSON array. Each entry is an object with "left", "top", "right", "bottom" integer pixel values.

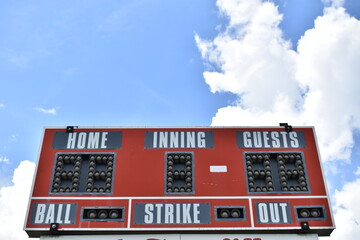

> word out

[{"left": 256, "top": 202, "right": 290, "bottom": 224}]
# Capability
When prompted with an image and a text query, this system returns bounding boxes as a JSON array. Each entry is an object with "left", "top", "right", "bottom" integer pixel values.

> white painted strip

[
  {"left": 27, "top": 226, "right": 333, "bottom": 231},
  {"left": 127, "top": 199, "right": 132, "bottom": 228},
  {"left": 23, "top": 128, "right": 46, "bottom": 231},
  {"left": 249, "top": 198, "right": 254, "bottom": 228},
  {"left": 313, "top": 127, "right": 336, "bottom": 227},
  {"left": 210, "top": 165, "right": 227, "bottom": 172},
  {"left": 39, "top": 233, "right": 319, "bottom": 240},
  {"left": 44, "top": 126, "right": 314, "bottom": 130},
  {"left": 31, "top": 195, "right": 329, "bottom": 200}
]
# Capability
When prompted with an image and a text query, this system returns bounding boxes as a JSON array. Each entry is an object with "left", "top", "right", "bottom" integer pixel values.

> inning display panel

[{"left": 24, "top": 126, "right": 335, "bottom": 238}]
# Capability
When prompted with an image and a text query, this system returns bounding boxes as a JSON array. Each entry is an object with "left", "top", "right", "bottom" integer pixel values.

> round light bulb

[
  {"left": 231, "top": 209, "right": 241, "bottom": 218},
  {"left": 300, "top": 209, "right": 310, "bottom": 218},
  {"left": 311, "top": 209, "right": 321, "bottom": 218},
  {"left": 98, "top": 210, "right": 108, "bottom": 219},
  {"left": 109, "top": 210, "right": 119, "bottom": 219},
  {"left": 220, "top": 209, "right": 230, "bottom": 218}
]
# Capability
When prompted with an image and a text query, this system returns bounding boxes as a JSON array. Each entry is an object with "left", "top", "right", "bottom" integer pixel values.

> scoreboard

[{"left": 24, "top": 127, "right": 334, "bottom": 238}]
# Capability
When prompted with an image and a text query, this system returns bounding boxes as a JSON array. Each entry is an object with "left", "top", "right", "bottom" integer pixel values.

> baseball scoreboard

[{"left": 24, "top": 126, "right": 334, "bottom": 239}]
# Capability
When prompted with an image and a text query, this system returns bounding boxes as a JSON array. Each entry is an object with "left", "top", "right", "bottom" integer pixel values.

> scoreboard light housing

[{"left": 24, "top": 127, "right": 335, "bottom": 238}]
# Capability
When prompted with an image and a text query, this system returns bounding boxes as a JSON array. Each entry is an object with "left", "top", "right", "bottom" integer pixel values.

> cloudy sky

[{"left": 0, "top": 0, "right": 360, "bottom": 239}]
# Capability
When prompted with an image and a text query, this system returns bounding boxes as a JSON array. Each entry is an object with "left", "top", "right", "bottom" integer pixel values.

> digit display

[
  {"left": 50, "top": 153, "right": 115, "bottom": 194},
  {"left": 165, "top": 152, "right": 194, "bottom": 194},
  {"left": 245, "top": 152, "right": 309, "bottom": 193}
]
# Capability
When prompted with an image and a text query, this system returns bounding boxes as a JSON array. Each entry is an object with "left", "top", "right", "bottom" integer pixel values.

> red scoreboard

[{"left": 24, "top": 127, "right": 335, "bottom": 238}]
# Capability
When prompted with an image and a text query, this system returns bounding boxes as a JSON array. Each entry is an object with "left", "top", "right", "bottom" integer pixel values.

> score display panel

[{"left": 24, "top": 127, "right": 335, "bottom": 238}]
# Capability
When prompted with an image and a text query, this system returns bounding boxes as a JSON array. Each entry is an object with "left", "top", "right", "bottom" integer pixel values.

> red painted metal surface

[{"left": 24, "top": 127, "right": 334, "bottom": 238}]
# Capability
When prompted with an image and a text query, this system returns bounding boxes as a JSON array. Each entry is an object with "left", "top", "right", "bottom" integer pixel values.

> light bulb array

[
  {"left": 296, "top": 206, "right": 326, "bottom": 220},
  {"left": 246, "top": 152, "right": 309, "bottom": 193},
  {"left": 165, "top": 153, "right": 194, "bottom": 194},
  {"left": 51, "top": 153, "right": 115, "bottom": 194},
  {"left": 215, "top": 207, "right": 245, "bottom": 220},
  {"left": 82, "top": 207, "right": 124, "bottom": 221}
]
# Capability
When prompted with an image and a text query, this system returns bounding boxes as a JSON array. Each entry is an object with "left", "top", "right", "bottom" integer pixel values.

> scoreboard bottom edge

[{"left": 24, "top": 227, "right": 335, "bottom": 238}]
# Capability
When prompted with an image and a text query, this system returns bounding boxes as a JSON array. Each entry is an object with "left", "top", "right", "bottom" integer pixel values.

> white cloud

[
  {"left": 296, "top": 6, "right": 360, "bottom": 161},
  {"left": 322, "top": 0, "right": 345, "bottom": 8},
  {"left": 8, "top": 134, "right": 19, "bottom": 143},
  {"left": 196, "top": 1, "right": 299, "bottom": 111},
  {"left": 0, "top": 156, "right": 10, "bottom": 163},
  {"left": 324, "top": 177, "right": 360, "bottom": 239},
  {"left": 196, "top": 0, "right": 360, "bottom": 162},
  {"left": 0, "top": 160, "right": 36, "bottom": 240},
  {"left": 0, "top": 104, "right": 4, "bottom": 108},
  {"left": 356, "top": 167, "right": 360, "bottom": 176},
  {"left": 34, "top": 107, "right": 57, "bottom": 115}
]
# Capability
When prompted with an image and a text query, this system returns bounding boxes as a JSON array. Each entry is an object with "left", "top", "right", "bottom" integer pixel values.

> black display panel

[
  {"left": 245, "top": 152, "right": 310, "bottom": 193},
  {"left": 50, "top": 153, "right": 115, "bottom": 194},
  {"left": 165, "top": 152, "right": 194, "bottom": 194}
]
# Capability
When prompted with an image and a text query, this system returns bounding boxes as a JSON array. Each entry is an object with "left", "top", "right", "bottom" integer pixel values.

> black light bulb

[
  {"left": 220, "top": 209, "right": 230, "bottom": 218},
  {"left": 87, "top": 210, "right": 97, "bottom": 219},
  {"left": 98, "top": 210, "right": 108, "bottom": 219},
  {"left": 109, "top": 210, "right": 119, "bottom": 219},
  {"left": 231, "top": 209, "right": 241, "bottom": 218},
  {"left": 300, "top": 209, "right": 310, "bottom": 218}
]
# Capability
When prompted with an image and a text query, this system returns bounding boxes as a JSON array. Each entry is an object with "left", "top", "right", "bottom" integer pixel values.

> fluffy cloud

[
  {"left": 34, "top": 107, "right": 57, "bottom": 115},
  {"left": 196, "top": 0, "right": 299, "bottom": 111},
  {"left": 197, "top": 0, "right": 360, "bottom": 239},
  {"left": 356, "top": 167, "right": 360, "bottom": 176},
  {"left": 0, "top": 104, "right": 4, "bottom": 108},
  {"left": 296, "top": 6, "right": 360, "bottom": 161},
  {"left": 0, "top": 160, "right": 36, "bottom": 240},
  {"left": 196, "top": 0, "right": 360, "bottom": 162},
  {"left": 323, "top": 0, "right": 345, "bottom": 7},
  {"left": 324, "top": 177, "right": 360, "bottom": 239},
  {"left": 0, "top": 156, "right": 10, "bottom": 163}
]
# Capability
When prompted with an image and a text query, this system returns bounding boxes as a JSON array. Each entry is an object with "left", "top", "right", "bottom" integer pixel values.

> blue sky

[
  {"left": 1, "top": 0, "right": 360, "bottom": 239},
  {"left": 0, "top": 0, "right": 234, "bottom": 185}
]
